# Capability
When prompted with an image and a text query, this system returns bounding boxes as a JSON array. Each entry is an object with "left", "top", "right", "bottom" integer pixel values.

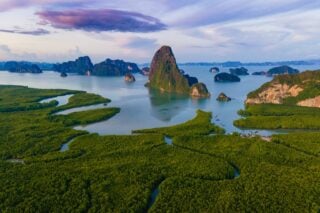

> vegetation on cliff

[
  {"left": 246, "top": 70, "right": 320, "bottom": 106},
  {"left": 148, "top": 46, "right": 191, "bottom": 94},
  {"left": 148, "top": 46, "right": 210, "bottom": 97},
  {"left": 236, "top": 70, "right": 320, "bottom": 129}
]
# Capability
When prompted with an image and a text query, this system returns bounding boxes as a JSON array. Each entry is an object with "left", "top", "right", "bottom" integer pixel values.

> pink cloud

[{"left": 37, "top": 9, "right": 166, "bottom": 33}]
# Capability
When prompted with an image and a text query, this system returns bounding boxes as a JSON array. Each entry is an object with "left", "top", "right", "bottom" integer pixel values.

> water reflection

[{"left": 148, "top": 89, "right": 190, "bottom": 122}]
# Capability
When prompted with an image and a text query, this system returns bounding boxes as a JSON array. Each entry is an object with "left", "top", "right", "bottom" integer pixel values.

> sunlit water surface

[{"left": 1, "top": 64, "right": 319, "bottom": 135}]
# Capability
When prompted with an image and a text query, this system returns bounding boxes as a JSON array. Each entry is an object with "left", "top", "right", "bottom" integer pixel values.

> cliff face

[
  {"left": 245, "top": 71, "right": 320, "bottom": 107},
  {"left": 297, "top": 96, "right": 320, "bottom": 108},
  {"left": 148, "top": 46, "right": 191, "bottom": 94},
  {"left": 148, "top": 46, "right": 210, "bottom": 97},
  {"left": 246, "top": 84, "right": 303, "bottom": 104}
]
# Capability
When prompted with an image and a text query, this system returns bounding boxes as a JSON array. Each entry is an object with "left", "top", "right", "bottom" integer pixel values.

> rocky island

[
  {"left": 267, "top": 65, "right": 299, "bottom": 76},
  {"left": 124, "top": 73, "right": 136, "bottom": 83},
  {"left": 229, "top": 67, "right": 249, "bottom": 75},
  {"left": 246, "top": 70, "right": 320, "bottom": 107},
  {"left": 190, "top": 83, "right": 210, "bottom": 98},
  {"left": 53, "top": 56, "right": 93, "bottom": 75},
  {"left": 214, "top": 72, "right": 241, "bottom": 82},
  {"left": 60, "top": 72, "right": 68, "bottom": 77},
  {"left": 92, "top": 59, "right": 140, "bottom": 76},
  {"left": 53, "top": 56, "right": 141, "bottom": 76},
  {"left": 147, "top": 46, "right": 210, "bottom": 98},
  {"left": 252, "top": 71, "right": 267, "bottom": 76},
  {"left": 217, "top": 93, "right": 231, "bottom": 102},
  {"left": 3, "top": 61, "right": 42, "bottom": 74},
  {"left": 210, "top": 67, "right": 220, "bottom": 73}
]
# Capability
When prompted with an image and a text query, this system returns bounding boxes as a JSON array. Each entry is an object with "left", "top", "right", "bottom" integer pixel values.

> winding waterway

[
  {"left": 146, "top": 136, "right": 241, "bottom": 211},
  {"left": 1, "top": 64, "right": 319, "bottom": 135},
  {"left": 40, "top": 94, "right": 73, "bottom": 106}
]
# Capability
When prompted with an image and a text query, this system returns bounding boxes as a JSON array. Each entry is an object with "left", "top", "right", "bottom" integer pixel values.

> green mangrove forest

[{"left": 0, "top": 85, "right": 319, "bottom": 212}]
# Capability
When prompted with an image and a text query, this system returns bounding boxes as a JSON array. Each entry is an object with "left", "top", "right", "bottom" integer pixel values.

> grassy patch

[
  {"left": 50, "top": 108, "right": 120, "bottom": 126},
  {"left": 133, "top": 110, "right": 225, "bottom": 136}
]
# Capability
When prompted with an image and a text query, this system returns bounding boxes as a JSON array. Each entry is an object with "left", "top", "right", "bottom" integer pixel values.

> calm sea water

[{"left": 1, "top": 65, "right": 319, "bottom": 135}]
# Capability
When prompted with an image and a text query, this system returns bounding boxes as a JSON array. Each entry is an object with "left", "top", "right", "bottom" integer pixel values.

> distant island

[
  {"left": 147, "top": 46, "right": 210, "bottom": 98},
  {"left": 229, "top": 67, "right": 249, "bottom": 75},
  {"left": 176, "top": 59, "right": 320, "bottom": 67},
  {"left": 53, "top": 56, "right": 141, "bottom": 76},
  {"left": 214, "top": 72, "right": 241, "bottom": 82},
  {"left": 1, "top": 58, "right": 319, "bottom": 73},
  {"left": 0, "top": 61, "right": 42, "bottom": 73},
  {"left": 266, "top": 65, "right": 299, "bottom": 76}
]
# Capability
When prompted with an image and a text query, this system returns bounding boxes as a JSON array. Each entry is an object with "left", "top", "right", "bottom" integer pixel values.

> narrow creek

[
  {"left": 147, "top": 136, "right": 241, "bottom": 211},
  {"left": 42, "top": 96, "right": 241, "bottom": 211},
  {"left": 55, "top": 103, "right": 108, "bottom": 115},
  {"left": 164, "top": 136, "right": 173, "bottom": 145},
  {"left": 40, "top": 94, "right": 73, "bottom": 107},
  {"left": 60, "top": 138, "right": 77, "bottom": 152},
  {"left": 147, "top": 182, "right": 163, "bottom": 211}
]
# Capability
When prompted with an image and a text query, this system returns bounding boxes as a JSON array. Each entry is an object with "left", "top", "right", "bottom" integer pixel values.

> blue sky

[{"left": 0, "top": 0, "right": 320, "bottom": 63}]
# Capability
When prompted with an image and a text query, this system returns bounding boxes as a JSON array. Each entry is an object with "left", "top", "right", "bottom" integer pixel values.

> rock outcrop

[
  {"left": 53, "top": 56, "right": 141, "bottom": 76},
  {"left": 214, "top": 72, "right": 241, "bottom": 82},
  {"left": 141, "top": 67, "right": 150, "bottom": 76},
  {"left": 210, "top": 67, "right": 220, "bottom": 73},
  {"left": 217, "top": 93, "right": 231, "bottom": 102},
  {"left": 267, "top": 66, "right": 299, "bottom": 76},
  {"left": 148, "top": 46, "right": 190, "bottom": 93},
  {"left": 229, "top": 67, "right": 249, "bottom": 75},
  {"left": 246, "top": 84, "right": 303, "bottom": 104},
  {"left": 245, "top": 71, "right": 320, "bottom": 106},
  {"left": 60, "top": 72, "right": 68, "bottom": 77},
  {"left": 93, "top": 59, "right": 140, "bottom": 76},
  {"left": 297, "top": 96, "right": 320, "bottom": 108},
  {"left": 148, "top": 46, "right": 210, "bottom": 97},
  {"left": 184, "top": 74, "right": 199, "bottom": 86},
  {"left": 53, "top": 56, "right": 93, "bottom": 75},
  {"left": 190, "top": 83, "right": 210, "bottom": 98},
  {"left": 124, "top": 73, "right": 136, "bottom": 83},
  {"left": 252, "top": 71, "right": 267, "bottom": 76},
  {"left": 4, "top": 62, "right": 42, "bottom": 73}
]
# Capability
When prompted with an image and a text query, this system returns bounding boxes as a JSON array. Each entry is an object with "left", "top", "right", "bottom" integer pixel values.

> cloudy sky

[{"left": 0, "top": 0, "right": 320, "bottom": 63}]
